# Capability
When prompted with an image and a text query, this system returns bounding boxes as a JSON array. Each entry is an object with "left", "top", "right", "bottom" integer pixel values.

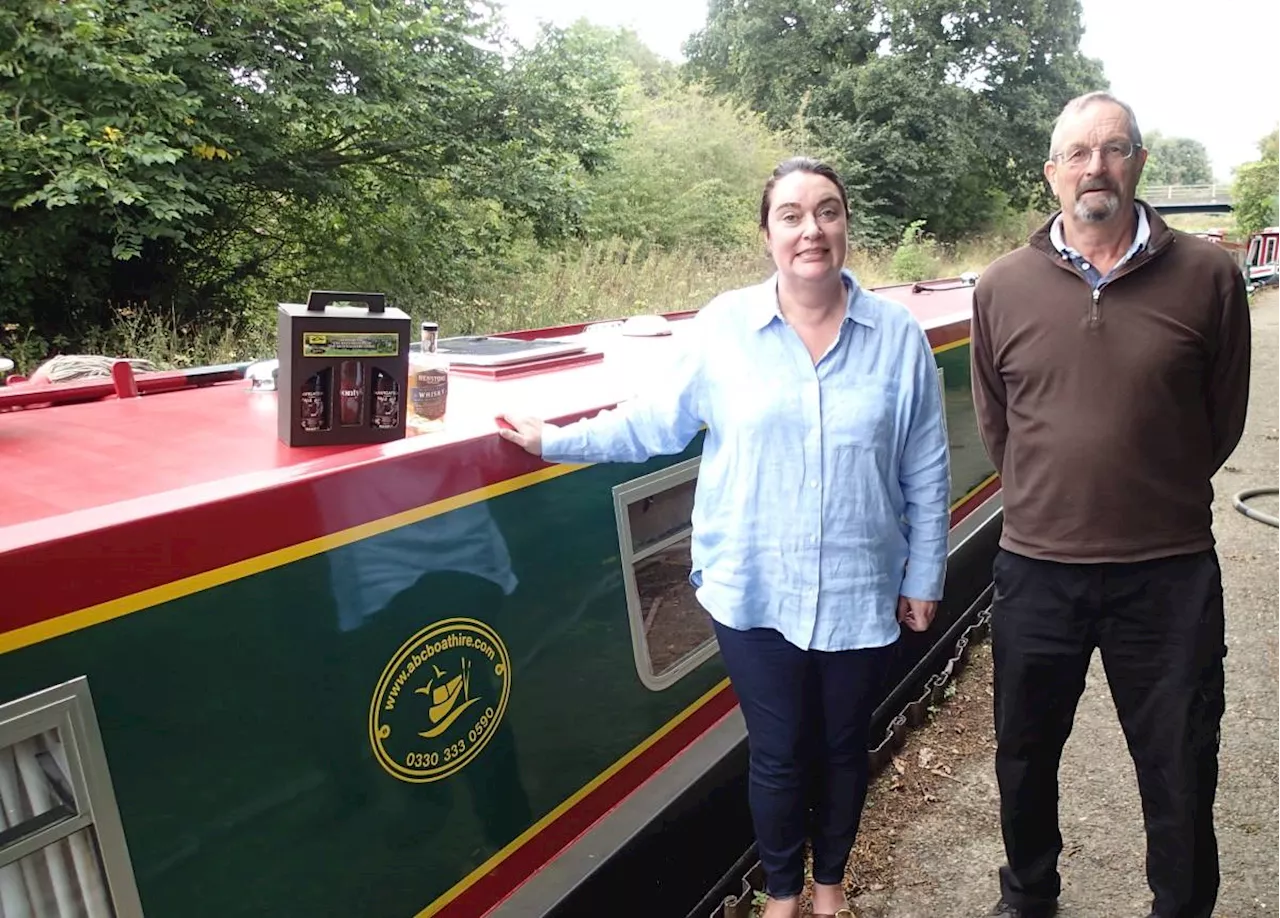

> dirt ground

[
  {"left": 638, "top": 540, "right": 715, "bottom": 674},
  {"left": 817, "top": 287, "right": 1279, "bottom": 918}
]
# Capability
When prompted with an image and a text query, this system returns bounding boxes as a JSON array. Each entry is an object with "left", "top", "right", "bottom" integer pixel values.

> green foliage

[
  {"left": 808, "top": 55, "right": 1004, "bottom": 240},
  {"left": 582, "top": 82, "right": 795, "bottom": 250},
  {"left": 889, "top": 220, "right": 942, "bottom": 281},
  {"left": 0, "top": 0, "right": 625, "bottom": 338},
  {"left": 1228, "top": 159, "right": 1280, "bottom": 236},
  {"left": 684, "top": 0, "right": 1107, "bottom": 239},
  {"left": 1139, "top": 131, "right": 1214, "bottom": 187},
  {"left": 1261, "top": 130, "right": 1279, "bottom": 162},
  {"left": 1232, "top": 128, "right": 1279, "bottom": 237},
  {"left": 684, "top": 0, "right": 880, "bottom": 133},
  {"left": 1, "top": 0, "right": 1080, "bottom": 372}
]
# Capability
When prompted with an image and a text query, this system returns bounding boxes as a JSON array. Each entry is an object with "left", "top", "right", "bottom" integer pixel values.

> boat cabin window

[
  {"left": 613, "top": 458, "right": 717, "bottom": 690},
  {"left": 933, "top": 347, "right": 998, "bottom": 508},
  {"left": 1265, "top": 235, "right": 1278, "bottom": 266},
  {"left": 1246, "top": 235, "right": 1262, "bottom": 266},
  {"left": 0, "top": 678, "right": 144, "bottom": 917}
]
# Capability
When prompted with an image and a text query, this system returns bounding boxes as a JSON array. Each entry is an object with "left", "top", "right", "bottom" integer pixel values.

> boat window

[
  {"left": 933, "top": 344, "right": 999, "bottom": 509},
  {"left": 627, "top": 478, "right": 697, "bottom": 555},
  {"left": 0, "top": 678, "right": 144, "bottom": 917},
  {"left": 1247, "top": 236, "right": 1262, "bottom": 266},
  {"left": 1265, "top": 235, "right": 1277, "bottom": 266},
  {"left": 613, "top": 458, "right": 717, "bottom": 691}
]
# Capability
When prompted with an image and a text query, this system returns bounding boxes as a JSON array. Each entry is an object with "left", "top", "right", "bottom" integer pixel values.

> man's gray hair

[{"left": 1048, "top": 91, "right": 1143, "bottom": 159}]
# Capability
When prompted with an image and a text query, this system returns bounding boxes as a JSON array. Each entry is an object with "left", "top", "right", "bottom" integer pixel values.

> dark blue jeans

[{"left": 713, "top": 620, "right": 894, "bottom": 899}]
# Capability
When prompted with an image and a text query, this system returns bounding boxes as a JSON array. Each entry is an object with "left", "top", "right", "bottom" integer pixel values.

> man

[{"left": 970, "top": 91, "right": 1252, "bottom": 918}]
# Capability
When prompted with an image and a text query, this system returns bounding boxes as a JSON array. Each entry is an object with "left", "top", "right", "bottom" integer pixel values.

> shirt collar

[
  {"left": 1049, "top": 203, "right": 1150, "bottom": 257},
  {"left": 748, "top": 268, "right": 878, "bottom": 331}
]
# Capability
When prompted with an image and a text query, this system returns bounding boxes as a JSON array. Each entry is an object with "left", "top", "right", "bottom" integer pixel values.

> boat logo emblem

[{"left": 369, "top": 618, "right": 512, "bottom": 783}]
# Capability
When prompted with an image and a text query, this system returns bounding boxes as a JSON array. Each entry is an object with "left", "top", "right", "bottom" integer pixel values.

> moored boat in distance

[
  {"left": 1243, "top": 225, "right": 1279, "bottom": 289},
  {"left": 0, "top": 275, "right": 1001, "bottom": 918}
]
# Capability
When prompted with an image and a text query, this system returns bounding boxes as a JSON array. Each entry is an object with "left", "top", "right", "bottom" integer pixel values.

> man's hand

[
  {"left": 897, "top": 596, "right": 938, "bottom": 633},
  {"left": 496, "top": 414, "right": 544, "bottom": 456}
]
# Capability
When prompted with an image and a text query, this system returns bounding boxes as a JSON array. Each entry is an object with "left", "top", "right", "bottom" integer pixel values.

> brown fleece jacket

[{"left": 970, "top": 203, "right": 1252, "bottom": 563}]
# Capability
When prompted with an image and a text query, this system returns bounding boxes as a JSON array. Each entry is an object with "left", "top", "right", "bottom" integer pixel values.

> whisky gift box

[{"left": 277, "top": 290, "right": 411, "bottom": 446}]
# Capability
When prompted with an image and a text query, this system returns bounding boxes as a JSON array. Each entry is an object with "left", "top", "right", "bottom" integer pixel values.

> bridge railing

[{"left": 1141, "top": 183, "right": 1234, "bottom": 204}]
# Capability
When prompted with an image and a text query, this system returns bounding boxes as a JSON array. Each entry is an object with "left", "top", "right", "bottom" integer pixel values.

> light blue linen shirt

[{"left": 541, "top": 269, "right": 951, "bottom": 652}]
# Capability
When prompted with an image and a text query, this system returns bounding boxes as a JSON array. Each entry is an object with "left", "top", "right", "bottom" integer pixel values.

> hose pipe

[{"left": 1232, "top": 486, "right": 1279, "bottom": 528}]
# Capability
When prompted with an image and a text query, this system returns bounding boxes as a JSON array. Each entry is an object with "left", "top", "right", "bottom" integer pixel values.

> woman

[{"left": 498, "top": 157, "right": 950, "bottom": 918}]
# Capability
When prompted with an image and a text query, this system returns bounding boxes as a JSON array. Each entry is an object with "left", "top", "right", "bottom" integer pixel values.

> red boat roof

[{"left": 1, "top": 278, "right": 974, "bottom": 548}]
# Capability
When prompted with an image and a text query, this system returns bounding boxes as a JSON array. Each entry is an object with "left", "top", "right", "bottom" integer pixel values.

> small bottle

[
  {"left": 300, "top": 368, "right": 331, "bottom": 432},
  {"left": 338, "top": 360, "right": 365, "bottom": 427},
  {"left": 371, "top": 368, "right": 400, "bottom": 430},
  {"left": 409, "top": 321, "right": 448, "bottom": 431}
]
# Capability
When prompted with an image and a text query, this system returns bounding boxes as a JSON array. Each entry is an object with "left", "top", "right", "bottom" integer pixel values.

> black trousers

[
  {"left": 713, "top": 620, "right": 893, "bottom": 899},
  {"left": 991, "top": 548, "right": 1226, "bottom": 918}
]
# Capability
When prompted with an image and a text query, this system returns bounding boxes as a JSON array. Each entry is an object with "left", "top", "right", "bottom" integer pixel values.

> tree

[
  {"left": 0, "top": 0, "right": 625, "bottom": 338},
  {"left": 1232, "top": 128, "right": 1279, "bottom": 237},
  {"left": 682, "top": 0, "right": 1107, "bottom": 239},
  {"left": 583, "top": 81, "right": 795, "bottom": 250},
  {"left": 1262, "top": 128, "right": 1279, "bottom": 160},
  {"left": 281, "top": 20, "right": 632, "bottom": 319},
  {"left": 684, "top": 0, "right": 881, "bottom": 134},
  {"left": 804, "top": 55, "right": 999, "bottom": 239},
  {"left": 1139, "top": 131, "right": 1214, "bottom": 187}
]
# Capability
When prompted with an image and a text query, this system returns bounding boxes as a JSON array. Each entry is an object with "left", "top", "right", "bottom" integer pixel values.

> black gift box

[{"left": 277, "top": 290, "right": 411, "bottom": 446}]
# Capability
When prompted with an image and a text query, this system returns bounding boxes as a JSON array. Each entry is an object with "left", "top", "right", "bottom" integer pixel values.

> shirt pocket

[
  {"left": 828, "top": 375, "right": 902, "bottom": 529},
  {"left": 824, "top": 373, "right": 898, "bottom": 449}
]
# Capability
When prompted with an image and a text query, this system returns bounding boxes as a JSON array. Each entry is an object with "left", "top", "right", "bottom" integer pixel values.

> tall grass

[
  {"left": 2, "top": 231, "right": 1026, "bottom": 376},
  {"left": 431, "top": 239, "right": 776, "bottom": 335}
]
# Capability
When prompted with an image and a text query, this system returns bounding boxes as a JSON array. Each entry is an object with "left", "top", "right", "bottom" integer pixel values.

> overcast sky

[{"left": 496, "top": 0, "right": 1278, "bottom": 181}]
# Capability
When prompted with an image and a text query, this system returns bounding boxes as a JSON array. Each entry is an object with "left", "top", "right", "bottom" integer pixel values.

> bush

[{"left": 889, "top": 221, "right": 942, "bottom": 282}]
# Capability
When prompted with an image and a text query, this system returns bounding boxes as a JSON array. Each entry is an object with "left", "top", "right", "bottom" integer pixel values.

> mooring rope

[
  {"left": 1232, "top": 486, "right": 1280, "bottom": 528},
  {"left": 38, "top": 355, "right": 158, "bottom": 383}
]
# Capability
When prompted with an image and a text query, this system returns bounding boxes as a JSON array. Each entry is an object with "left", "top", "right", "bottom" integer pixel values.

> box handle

[{"left": 306, "top": 290, "right": 387, "bottom": 314}]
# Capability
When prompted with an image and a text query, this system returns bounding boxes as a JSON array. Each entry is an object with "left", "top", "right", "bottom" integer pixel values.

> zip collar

[{"left": 1030, "top": 199, "right": 1175, "bottom": 284}]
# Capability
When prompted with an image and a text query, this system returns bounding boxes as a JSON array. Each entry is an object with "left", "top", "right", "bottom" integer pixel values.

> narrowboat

[
  {"left": 1192, "top": 228, "right": 1248, "bottom": 273},
  {"left": 0, "top": 275, "right": 1002, "bottom": 918},
  {"left": 1244, "top": 225, "right": 1279, "bottom": 288}
]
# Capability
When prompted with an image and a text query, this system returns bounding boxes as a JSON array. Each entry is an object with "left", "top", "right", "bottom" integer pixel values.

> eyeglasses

[{"left": 1051, "top": 141, "right": 1142, "bottom": 169}]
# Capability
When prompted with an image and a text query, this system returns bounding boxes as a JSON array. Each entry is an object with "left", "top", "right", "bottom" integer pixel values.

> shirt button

[
  {"left": 809, "top": 480, "right": 819, "bottom": 489},
  {"left": 809, "top": 534, "right": 818, "bottom": 543}
]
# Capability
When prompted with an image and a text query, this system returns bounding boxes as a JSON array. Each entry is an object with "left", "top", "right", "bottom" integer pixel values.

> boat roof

[{"left": 0, "top": 277, "right": 974, "bottom": 549}]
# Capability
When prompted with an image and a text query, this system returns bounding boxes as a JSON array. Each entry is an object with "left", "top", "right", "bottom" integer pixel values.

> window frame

[
  {"left": 612, "top": 456, "right": 718, "bottom": 691},
  {"left": 936, "top": 364, "right": 948, "bottom": 438},
  {"left": 0, "top": 676, "right": 145, "bottom": 916}
]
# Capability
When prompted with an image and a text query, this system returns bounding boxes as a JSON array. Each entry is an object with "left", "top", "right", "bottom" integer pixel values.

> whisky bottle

[
  {"left": 409, "top": 321, "right": 448, "bottom": 431},
  {"left": 338, "top": 359, "right": 365, "bottom": 427},
  {"left": 300, "top": 368, "right": 331, "bottom": 432},
  {"left": 371, "top": 368, "right": 400, "bottom": 430}
]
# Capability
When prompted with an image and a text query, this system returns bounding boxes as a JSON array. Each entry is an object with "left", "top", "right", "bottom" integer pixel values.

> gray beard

[{"left": 1075, "top": 191, "right": 1121, "bottom": 223}]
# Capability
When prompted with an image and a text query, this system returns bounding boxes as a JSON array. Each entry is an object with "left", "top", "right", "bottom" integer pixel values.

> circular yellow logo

[{"left": 369, "top": 618, "right": 512, "bottom": 783}]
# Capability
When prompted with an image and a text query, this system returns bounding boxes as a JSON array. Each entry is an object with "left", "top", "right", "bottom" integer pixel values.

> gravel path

[{"left": 836, "top": 288, "right": 1279, "bottom": 918}]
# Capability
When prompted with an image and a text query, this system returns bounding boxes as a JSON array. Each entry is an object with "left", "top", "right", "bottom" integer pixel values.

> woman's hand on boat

[
  {"left": 496, "top": 414, "right": 544, "bottom": 455},
  {"left": 897, "top": 596, "right": 937, "bottom": 632}
]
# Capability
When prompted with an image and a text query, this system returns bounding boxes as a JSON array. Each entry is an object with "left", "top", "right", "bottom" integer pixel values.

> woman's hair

[{"left": 758, "top": 157, "right": 850, "bottom": 230}]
